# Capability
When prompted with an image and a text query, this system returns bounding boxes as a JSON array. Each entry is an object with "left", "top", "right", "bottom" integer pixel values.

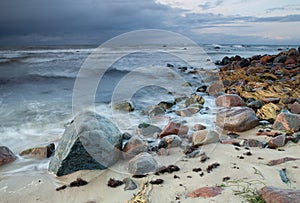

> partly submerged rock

[
  {"left": 215, "top": 94, "right": 246, "bottom": 107},
  {"left": 258, "top": 186, "right": 300, "bottom": 203},
  {"left": 128, "top": 152, "right": 158, "bottom": 175},
  {"left": 216, "top": 107, "right": 259, "bottom": 132},
  {"left": 0, "top": 146, "right": 17, "bottom": 166},
  {"left": 147, "top": 105, "right": 165, "bottom": 117},
  {"left": 20, "top": 143, "right": 55, "bottom": 159},
  {"left": 49, "top": 111, "right": 122, "bottom": 176},
  {"left": 113, "top": 101, "right": 134, "bottom": 112},
  {"left": 175, "top": 107, "right": 200, "bottom": 117},
  {"left": 136, "top": 123, "right": 162, "bottom": 138},
  {"left": 185, "top": 93, "right": 205, "bottom": 107},
  {"left": 273, "top": 110, "right": 300, "bottom": 131}
]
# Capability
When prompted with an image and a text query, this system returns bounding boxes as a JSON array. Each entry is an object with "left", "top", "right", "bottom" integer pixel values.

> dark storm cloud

[{"left": 0, "top": 0, "right": 181, "bottom": 45}]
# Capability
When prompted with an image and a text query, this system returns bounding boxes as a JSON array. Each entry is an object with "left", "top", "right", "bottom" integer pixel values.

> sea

[{"left": 0, "top": 44, "right": 297, "bottom": 181}]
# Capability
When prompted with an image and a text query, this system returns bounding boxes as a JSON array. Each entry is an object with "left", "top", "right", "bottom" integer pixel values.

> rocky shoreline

[{"left": 1, "top": 47, "right": 300, "bottom": 203}]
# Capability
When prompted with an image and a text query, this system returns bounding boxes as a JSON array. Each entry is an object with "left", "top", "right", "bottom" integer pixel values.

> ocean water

[{"left": 0, "top": 44, "right": 297, "bottom": 177}]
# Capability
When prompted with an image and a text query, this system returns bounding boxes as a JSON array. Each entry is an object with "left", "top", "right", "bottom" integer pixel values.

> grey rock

[
  {"left": 159, "top": 135, "right": 182, "bottom": 148},
  {"left": 192, "top": 130, "right": 220, "bottom": 146},
  {"left": 123, "top": 177, "right": 137, "bottom": 191},
  {"left": 147, "top": 105, "right": 165, "bottom": 117},
  {"left": 48, "top": 111, "right": 122, "bottom": 176},
  {"left": 128, "top": 152, "right": 158, "bottom": 175},
  {"left": 216, "top": 107, "right": 259, "bottom": 132},
  {"left": 273, "top": 111, "right": 300, "bottom": 131},
  {"left": 136, "top": 123, "right": 162, "bottom": 137},
  {"left": 175, "top": 107, "right": 200, "bottom": 117}
]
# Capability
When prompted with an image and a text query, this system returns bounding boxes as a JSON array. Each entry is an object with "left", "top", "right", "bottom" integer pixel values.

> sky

[{"left": 0, "top": 0, "right": 299, "bottom": 45}]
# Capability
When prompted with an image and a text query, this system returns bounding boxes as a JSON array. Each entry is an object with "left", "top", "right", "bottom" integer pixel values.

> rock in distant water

[
  {"left": 258, "top": 186, "right": 300, "bottom": 203},
  {"left": 128, "top": 152, "right": 158, "bottom": 175},
  {"left": 273, "top": 111, "right": 300, "bottom": 131},
  {"left": 216, "top": 107, "right": 259, "bottom": 132},
  {"left": 113, "top": 101, "right": 134, "bottom": 112},
  {"left": 215, "top": 94, "right": 246, "bottom": 107},
  {"left": 0, "top": 146, "right": 17, "bottom": 166},
  {"left": 20, "top": 143, "right": 55, "bottom": 159},
  {"left": 48, "top": 111, "right": 122, "bottom": 176},
  {"left": 122, "top": 136, "right": 148, "bottom": 159}
]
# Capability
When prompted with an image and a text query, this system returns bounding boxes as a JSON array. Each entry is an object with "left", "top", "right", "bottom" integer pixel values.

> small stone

[
  {"left": 175, "top": 107, "right": 200, "bottom": 117},
  {"left": 196, "top": 85, "right": 208, "bottom": 93},
  {"left": 123, "top": 177, "right": 137, "bottom": 191},
  {"left": 290, "top": 101, "right": 300, "bottom": 114},
  {"left": 123, "top": 136, "right": 148, "bottom": 159},
  {"left": 147, "top": 105, "right": 165, "bottom": 117},
  {"left": 192, "top": 130, "right": 220, "bottom": 146},
  {"left": 258, "top": 186, "right": 300, "bottom": 203},
  {"left": 215, "top": 94, "right": 246, "bottom": 107},
  {"left": 187, "top": 186, "right": 223, "bottom": 198},
  {"left": 157, "top": 101, "right": 175, "bottom": 110},
  {"left": 273, "top": 111, "right": 300, "bottom": 131},
  {"left": 137, "top": 123, "right": 162, "bottom": 137},
  {"left": 185, "top": 93, "right": 205, "bottom": 107},
  {"left": 113, "top": 101, "right": 134, "bottom": 112},
  {"left": 0, "top": 146, "right": 17, "bottom": 166},
  {"left": 150, "top": 179, "right": 164, "bottom": 185},
  {"left": 268, "top": 135, "right": 286, "bottom": 149},
  {"left": 193, "top": 124, "right": 206, "bottom": 131},
  {"left": 245, "top": 139, "right": 265, "bottom": 148},
  {"left": 160, "top": 121, "right": 188, "bottom": 138},
  {"left": 128, "top": 152, "right": 158, "bottom": 175},
  {"left": 70, "top": 178, "right": 88, "bottom": 187},
  {"left": 20, "top": 143, "right": 55, "bottom": 159},
  {"left": 159, "top": 135, "right": 182, "bottom": 148}
]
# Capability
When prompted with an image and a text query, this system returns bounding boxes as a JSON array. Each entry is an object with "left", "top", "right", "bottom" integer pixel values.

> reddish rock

[
  {"left": 284, "top": 57, "right": 296, "bottom": 65},
  {"left": 215, "top": 94, "right": 246, "bottom": 107},
  {"left": 0, "top": 146, "right": 17, "bottom": 166},
  {"left": 260, "top": 55, "right": 273, "bottom": 64},
  {"left": 187, "top": 186, "right": 223, "bottom": 198},
  {"left": 20, "top": 143, "right": 55, "bottom": 159},
  {"left": 267, "top": 157, "right": 299, "bottom": 166},
  {"left": 258, "top": 186, "right": 300, "bottom": 203},
  {"left": 290, "top": 102, "right": 300, "bottom": 114},
  {"left": 268, "top": 135, "right": 286, "bottom": 149},
  {"left": 122, "top": 136, "right": 148, "bottom": 159},
  {"left": 160, "top": 121, "right": 189, "bottom": 138},
  {"left": 216, "top": 107, "right": 259, "bottom": 132},
  {"left": 273, "top": 111, "right": 300, "bottom": 131}
]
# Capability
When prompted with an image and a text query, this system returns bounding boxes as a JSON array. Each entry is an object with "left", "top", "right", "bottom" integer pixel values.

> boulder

[
  {"left": 215, "top": 94, "right": 246, "bottom": 107},
  {"left": 216, "top": 107, "right": 259, "bottom": 132},
  {"left": 0, "top": 146, "right": 17, "bottom": 166},
  {"left": 128, "top": 152, "right": 158, "bottom": 175},
  {"left": 122, "top": 136, "right": 148, "bottom": 159},
  {"left": 48, "top": 111, "right": 122, "bottom": 176},
  {"left": 175, "top": 107, "right": 200, "bottom": 117},
  {"left": 136, "top": 123, "right": 162, "bottom": 137},
  {"left": 258, "top": 186, "right": 300, "bottom": 203},
  {"left": 273, "top": 111, "right": 300, "bottom": 131},
  {"left": 192, "top": 130, "right": 220, "bottom": 146},
  {"left": 159, "top": 135, "right": 182, "bottom": 148},
  {"left": 160, "top": 121, "right": 189, "bottom": 138},
  {"left": 273, "top": 55, "right": 287, "bottom": 63},
  {"left": 207, "top": 82, "right": 223, "bottom": 96}
]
